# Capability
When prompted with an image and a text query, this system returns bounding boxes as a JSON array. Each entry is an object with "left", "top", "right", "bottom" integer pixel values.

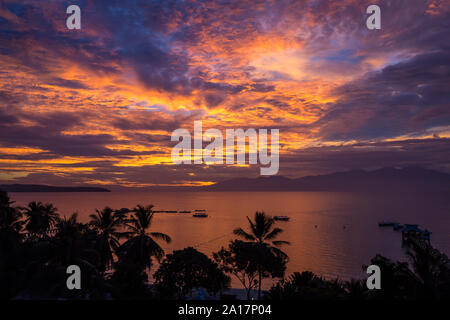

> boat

[
  {"left": 393, "top": 223, "right": 404, "bottom": 231},
  {"left": 179, "top": 210, "right": 191, "bottom": 213},
  {"left": 378, "top": 221, "right": 397, "bottom": 227},
  {"left": 193, "top": 212, "right": 208, "bottom": 218},
  {"left": 274, "top": 216, "right": 290, "bottom": 221},
  {"left": 420, "top": 229, "right": 432, "bottom": 240},
  {"left": 194, "top": 209, "right": 206, "bottom": 212},
  {"left": 378, "top": 220, "right": 432, "bottom": 243},
  {"left": 402, "top": 225, "right": 432, "bottom": 242}
]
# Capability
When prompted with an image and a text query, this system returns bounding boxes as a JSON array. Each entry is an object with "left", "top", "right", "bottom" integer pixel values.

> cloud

[
  {"left": 280, "top": 137, "right": 450, "bottom": 177},
  {"left": 0, "top": 0, "right": 449, "bottom": 186},
  {"left": 316, "top": 50, "right": 450, "bottom": 140}
]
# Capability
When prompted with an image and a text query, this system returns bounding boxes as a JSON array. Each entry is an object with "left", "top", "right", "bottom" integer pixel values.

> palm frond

[
  {"left": 264, "top": 227, "right": 283, "bottom": 240},
  {"left": 246, "top": 216, "right": 258, "bottom": 238},
  {"left": 233, "top": 227, "right": 256, "bottom": 241},
  {"left": 150, "top": 232, "right": 172, "bottom": 243},
  {"left": 272, "top": 240, "right": 290, "bottom": 246},
  {"left": 270, "top": 246, "right": 289, "bottom": 259}
]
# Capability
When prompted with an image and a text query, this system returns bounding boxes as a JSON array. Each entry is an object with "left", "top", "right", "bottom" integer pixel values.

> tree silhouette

[
  {"left": 404, "top": 237, "right": 450, "bottom": 299},
  {"left": 267, "top": 271, "right": 346, "bottom": 300},
  {"left": 154, "top": 247, "right": 230, "bottom": 299},
  {"left": 120, "top": 204, "right": 171, "bottom": 270},
  {"left": 23, "top": 201, "right": 59, "bottom": 237},
  {"left": 89, "top": 207, "right": 124, "bottom": 271},
  {"left": 0, "top": 191, "right": 24, "bottom": 299},
  {"left": 233, "top": 211, "right": 290, "bottom": 299},
  {"left": 214, "top": 240, "right": 259, "bottom": 299},
  {"left": 0, "top": 191, "right": 23, "bottom": 239}
]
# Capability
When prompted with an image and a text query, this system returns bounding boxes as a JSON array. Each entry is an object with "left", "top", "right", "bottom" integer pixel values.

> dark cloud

[
  {"left": 249, "top": 83, "right": 275, "bottom": 92},
  {"left": 0, "top": 109, "right": 123, "bottom": 157},
  {"left": 47, "top": 77, "right": 90, "bottom": 90},
  {"left": 111, "top": 108, "right": 205, "bottom": 132},
  {"left": 280, "top": 138, "right": 450, "bottom": 177},
  {"left": 317, "top": 50, "right": 450, "bottom": 140},
  {"left": 0, "top": 107, "right": 19, "bottom": 125}
]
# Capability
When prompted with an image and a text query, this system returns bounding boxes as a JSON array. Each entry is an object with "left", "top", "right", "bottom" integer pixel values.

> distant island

[{"left": 0, "top": 184, "right": 111, "bottom": 192}]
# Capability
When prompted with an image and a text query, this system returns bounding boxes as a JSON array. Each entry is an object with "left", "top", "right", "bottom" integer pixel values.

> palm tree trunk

[{"left": 258, "top": 267, "right": 262, "bottom": 300}]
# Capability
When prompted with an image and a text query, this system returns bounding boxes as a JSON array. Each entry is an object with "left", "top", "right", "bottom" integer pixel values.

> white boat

[{"left": 193, "top": 212, "right": 208, "bottom": 218}]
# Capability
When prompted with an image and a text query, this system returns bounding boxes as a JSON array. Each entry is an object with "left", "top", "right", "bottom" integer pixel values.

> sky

[{"left": 0, "top": 0, "right": 449, "bottom": 187}]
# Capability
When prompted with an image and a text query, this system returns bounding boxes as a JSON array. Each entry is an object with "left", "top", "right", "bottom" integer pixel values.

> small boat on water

[
  {"left": 401, "top": 225, "right": 431, "bottom": 242},
  {"left": 194, "top": 209, "right": 206, "bottom": 212},
  {"left": 393, "top": 223, "right": 404, "bottom": 231},
  {"left": 379, "top": 221, "right": 432, "bottom": 242},
  {"left": 274, "top": 216, "right": 290, "bottom": 221},
  {"left": 193, "top": 212, "right": 208, "bottom": 218},
  {"left": 378, "top": 221, "right": 397, "bottom": 227},
  {"left": 179, "top": 210, "right": 191, "bottom": 213}
]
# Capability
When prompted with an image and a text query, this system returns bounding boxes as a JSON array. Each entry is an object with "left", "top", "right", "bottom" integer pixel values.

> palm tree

[
  {"left": 344, "top": 279, "right": 368, "bottom": 300},
  {"left": 45, "top": 213, "right": 105, "bottom": 298},
  {"left": 404, "top": 236, "right": 450, "bottom": 299},
  {"left": 0, "top": 191, "right": 23, "bottom": 235},
  {"left": 233, "top": 211, "right": 290, "bottom": 299},
  {"left": 23, "top": 201, "right": 59, "bottom": 237},
  {"left": 89, "top": 207, "right": 124, "bottom": 271},
  {"left": 0, "top": 191, "right": 24, "bottom": 251},
  {"left": 120, "top": 204, "right": 171, "bottom": 270},
  {"left": 51, "top": 213, "right": 93, "bottom": 265},
  {"left": 0, "top": 191, "right": 24, "bottom": 299}
]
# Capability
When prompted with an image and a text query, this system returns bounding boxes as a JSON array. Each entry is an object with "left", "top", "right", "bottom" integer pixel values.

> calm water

[{"left": 9, "top": 191, "right": 450, "bottom": 288}]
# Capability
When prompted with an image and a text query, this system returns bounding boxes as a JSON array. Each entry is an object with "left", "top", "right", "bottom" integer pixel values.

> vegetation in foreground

[{"left": 0, "top": 191, "right": 449, "bottom": 300}]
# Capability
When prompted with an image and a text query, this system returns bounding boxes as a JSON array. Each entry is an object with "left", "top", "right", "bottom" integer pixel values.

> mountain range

[
  {"left": 198, "top": 167, "right": 450, "bottom": 192},
  {"left": 1, "top": 167, "right": 450, "bottom": 192}
]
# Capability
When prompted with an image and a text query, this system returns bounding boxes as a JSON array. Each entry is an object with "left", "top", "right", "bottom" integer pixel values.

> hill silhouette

[{"left": 201, "top": 167, "right": 450, "bottom": 191}]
